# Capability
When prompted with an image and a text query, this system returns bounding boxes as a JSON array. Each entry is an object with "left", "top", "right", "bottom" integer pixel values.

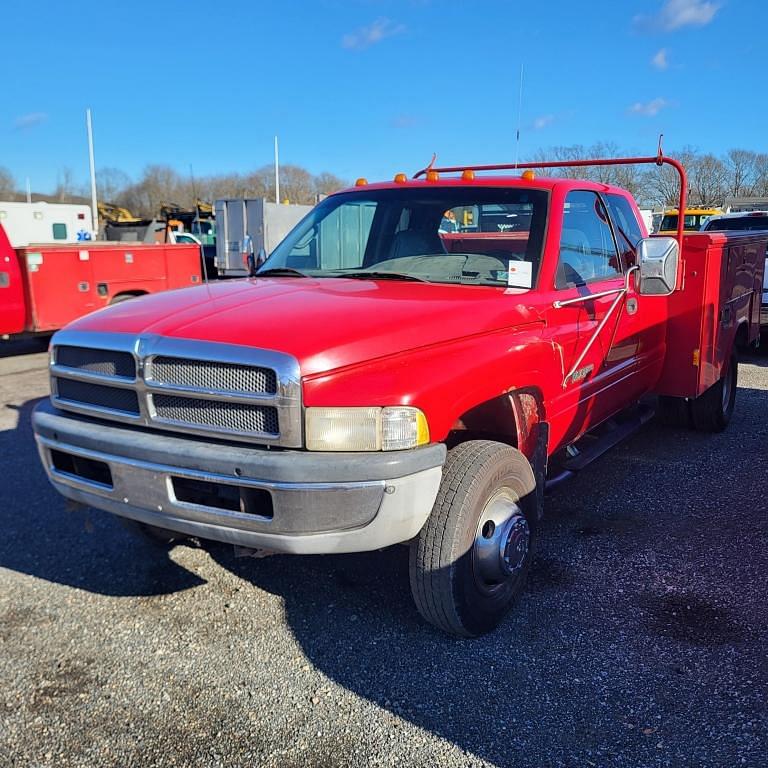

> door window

[
  {"left": 556, "top": 191, "right": 621, "bottom": 289},
  {"left": 52, "top": 223, "right": 68, "bottom": 240},
  {"left": 606, "top": 193, "right": 644, "bottom": 268}
]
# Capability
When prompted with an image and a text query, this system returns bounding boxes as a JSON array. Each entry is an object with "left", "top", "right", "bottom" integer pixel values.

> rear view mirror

[{"left": 637, "top": 237, "right": 679, "bottom": 295}]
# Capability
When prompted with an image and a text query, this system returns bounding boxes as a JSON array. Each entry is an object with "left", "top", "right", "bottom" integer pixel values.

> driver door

[{"left": 546, "top": 190, "right": 642, "bottom": 443}]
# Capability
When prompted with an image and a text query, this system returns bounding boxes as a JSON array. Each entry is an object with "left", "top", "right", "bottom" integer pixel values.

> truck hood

[{"left": 67, "top": 278, "right": 540, "bottom": 376}]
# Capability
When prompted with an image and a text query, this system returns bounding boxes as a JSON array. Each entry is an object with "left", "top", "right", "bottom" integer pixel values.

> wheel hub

[{"left": 473, "top": 489, "right": 530, "bottom": 590}]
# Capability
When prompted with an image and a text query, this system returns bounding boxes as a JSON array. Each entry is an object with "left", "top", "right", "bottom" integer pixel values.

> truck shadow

[
  {"left": 0, "top": 397, "right": 205, "bottom": 596},
  {"left": 0, "top": 337, "right": 50, "bottom": 358}
]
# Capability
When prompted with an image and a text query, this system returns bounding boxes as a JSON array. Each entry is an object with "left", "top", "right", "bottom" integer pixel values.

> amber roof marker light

[
  {"left": 355, "top": 178, "right": 368, "bottom": 187},
  {"left": 394, "top": 173, "right": 408, "bottom": 184},
  {"left": 521, "top": 169, "right": 536, "bottom": 181},
  {"left": 461, "top": 169, "right": 475, "bottom": 181}
]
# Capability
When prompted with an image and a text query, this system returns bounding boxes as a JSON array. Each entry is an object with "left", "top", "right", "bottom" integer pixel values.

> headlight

[{"left": 305, "top": 406, "right": 429, "bottom": 451}]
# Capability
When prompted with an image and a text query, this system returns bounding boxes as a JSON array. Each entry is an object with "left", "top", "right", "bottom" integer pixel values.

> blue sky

[{"left": 2, "top": 0, "right": 766, "bottom": 193}]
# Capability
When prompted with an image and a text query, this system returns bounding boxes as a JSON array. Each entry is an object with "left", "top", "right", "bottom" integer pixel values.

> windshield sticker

[{"left": 507, "top": 260, "right": 532, "bottom": 289}]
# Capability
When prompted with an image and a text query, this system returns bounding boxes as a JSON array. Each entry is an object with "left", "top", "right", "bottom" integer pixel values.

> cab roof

[{"left": 335, "top": 174, "right": 635, "bottom": 197}]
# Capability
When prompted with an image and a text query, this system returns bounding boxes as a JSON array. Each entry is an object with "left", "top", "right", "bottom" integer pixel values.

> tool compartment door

[
  {"left": 654, "top": 232, "right": 767, "bottom": 399},
  {"left": 700, "top": 234, "right": 765, "bottom": 391},
  {"left": 0, "top": 229, "right": 26, "bottom": 335},
  {"left": 23, "top": 247, "right": 96, "bottom": 332}
]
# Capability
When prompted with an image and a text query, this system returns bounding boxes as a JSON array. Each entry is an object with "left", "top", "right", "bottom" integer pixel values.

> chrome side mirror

[{"left": 637, "top": 236, "right": 679, "bottom": 296}]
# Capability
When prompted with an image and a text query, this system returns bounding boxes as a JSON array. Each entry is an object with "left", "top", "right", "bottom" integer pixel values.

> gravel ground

[{"left": 0, "top": 340, "right": 766, "bottom": 767}]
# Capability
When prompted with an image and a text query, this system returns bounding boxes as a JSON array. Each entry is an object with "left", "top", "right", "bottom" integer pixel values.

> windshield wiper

[
  {"left": 254, "top": 267, "right": 308, "bottom": 278},
  {"left": 337, "top": 270, "right": 430, "bottom": 283}
]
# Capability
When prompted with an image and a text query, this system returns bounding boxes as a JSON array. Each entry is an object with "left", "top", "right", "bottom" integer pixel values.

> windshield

[
  {"left": 703, "top": 215, "right": 768, "bottom": 231},
  {"left": 261, "top": 187, "right": 549, "bottom": 288},
  {"left": 660, "top": 213, "right": 711, "bottom": 231}
]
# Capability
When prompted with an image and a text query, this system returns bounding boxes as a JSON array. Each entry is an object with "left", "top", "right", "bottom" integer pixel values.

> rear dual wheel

[
  {"left": 409, "top": 440, "right": 537, "bottom": 637},
  {"left": 657, "top": 350, "right": 737, "bottom": 433}
]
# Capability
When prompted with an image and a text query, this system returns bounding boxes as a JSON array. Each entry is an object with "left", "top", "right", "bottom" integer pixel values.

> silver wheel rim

[
  {"left": 722, "top": 364, "right": 733, "bottom": 412},
  {"left": 472, "top": 488, "right": 530, "bottom": 594}
]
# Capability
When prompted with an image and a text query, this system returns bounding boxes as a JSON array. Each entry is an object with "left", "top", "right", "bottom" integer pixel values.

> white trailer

[
  {"left": 214, "top": 198, "right": 312, "bottom": 277},
  {"left": 0, "top": 201, "right": 94, "bottom": 248}
]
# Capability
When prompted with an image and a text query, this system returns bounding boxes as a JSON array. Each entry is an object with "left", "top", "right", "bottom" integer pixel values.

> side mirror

[
  {"left": 637, "top": 237, "right": 679, "bottom": 296},
  {"left": 256, "top": 248, "right": 267, "bottom": 268}
]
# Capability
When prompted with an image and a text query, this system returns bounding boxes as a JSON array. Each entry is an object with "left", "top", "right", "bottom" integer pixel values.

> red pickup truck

[
  {"left": 0, "top": 223, "right": 202, "bottom": 340},
  {"left": 32, "top": 153, "right": 765, "bottom": 636}
]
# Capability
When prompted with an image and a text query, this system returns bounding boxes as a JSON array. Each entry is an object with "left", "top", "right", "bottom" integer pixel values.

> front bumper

[{"left": 32, "top": 402, "right": 446, "bottom": 554}]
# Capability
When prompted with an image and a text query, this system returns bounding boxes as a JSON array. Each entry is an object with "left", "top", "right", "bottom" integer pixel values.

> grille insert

[
  {"left": 149, "top": 357, "right": 277, "bottom": 395},
  {"left": 55, "top": 378, "right": 140, "bottom": 415},
  {"left": 56, "top": 346, "right": 136, "bottom": 379},
  {"left": 152, "top": 395, "right": 279, "bottom": 435}
]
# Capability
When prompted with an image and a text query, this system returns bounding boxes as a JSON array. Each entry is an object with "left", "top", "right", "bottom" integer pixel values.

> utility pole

[
  {"left": 274, "top": 135, "right": 280, "bottom": 204},
  {"left": 25, "top": 177, "right": 32, "bottom": 203},
  {"left": 86, "top": 109, "right": 99, "bottom": 238},
  {"left": 514, "top": 64, "right": 524, "bottom": 168}
]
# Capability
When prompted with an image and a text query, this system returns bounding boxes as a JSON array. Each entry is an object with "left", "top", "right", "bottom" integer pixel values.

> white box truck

[{"left": 214, "top": 198, "right": 312, "bottom": 277}]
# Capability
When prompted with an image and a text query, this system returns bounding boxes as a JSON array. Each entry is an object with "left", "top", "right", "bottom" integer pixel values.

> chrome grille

[
  {"left": 153, "top": 395, "right": 279, "bottom": 435},
  {"left": 48, "top": 332, "right": 302, "bottom": 447},
  {"left": 149, "top": 356, "right": 277, "bottom": 394},
  {"left": 56, "top": 346, "right": 136, "bottom": 379},
  {"left": 55, "top": 378, "right": 140, "bottom": 415}
]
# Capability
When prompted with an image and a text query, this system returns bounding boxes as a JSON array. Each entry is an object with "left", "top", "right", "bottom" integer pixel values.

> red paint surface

[
  {"left": 0, "top": 224, "right": 25, "bottom": 335},
  {"left": 0, "top": 230, "right": 202, "bottom": 336},
  {"left": 57, "top": 173, "right": 766, "bottom": 458}
]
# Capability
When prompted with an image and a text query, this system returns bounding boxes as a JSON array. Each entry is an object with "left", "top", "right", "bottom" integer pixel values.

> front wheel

[{"left": 409, "top": 440, "right": 537, "bottom": 637}]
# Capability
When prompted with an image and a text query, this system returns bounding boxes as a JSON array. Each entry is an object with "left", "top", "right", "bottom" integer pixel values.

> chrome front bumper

[{"left": 32, "top": 402, "right": 446, "bottom": 554}]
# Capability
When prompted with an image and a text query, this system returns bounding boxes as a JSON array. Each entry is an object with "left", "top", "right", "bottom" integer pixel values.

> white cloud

[
  {"left": 628, "top": 98, "right": 669, "bottom": 116},
  {"left": 14, "top": 112, "right": 47, "bottom": 130},
  {"left": 342, "top": 18, "right": 405, "bottom": 50},
  {"left": 532, "top": 114, "right": 555, "bottom": 130},
  {"left": 635, "top": 0, "right": 720, "bottom": 32},
  {"left": 652, "top": 48, "right": 669, "bottom": 69}
]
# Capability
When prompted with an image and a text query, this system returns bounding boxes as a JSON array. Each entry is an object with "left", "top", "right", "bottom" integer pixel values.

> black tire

[
  {"left": 657, "top": 395, "right": 691, "bottom": 428},
  {"left": 409, "top": 440, "right": 537, "bottom": 637},
  {"left": 690, "top": 350, "right": 737, "bottom": 432},
  {"left": 118, "top": 516, "right": 187, "bottom": 547}
]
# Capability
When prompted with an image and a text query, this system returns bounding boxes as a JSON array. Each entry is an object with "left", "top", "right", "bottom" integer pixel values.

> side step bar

[{"left": 545, "top": 403, "right": 655, "bottom": 491}]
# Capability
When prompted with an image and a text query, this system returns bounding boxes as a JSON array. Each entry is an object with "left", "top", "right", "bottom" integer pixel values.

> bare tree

[
  {"left": 54, "top": 167, "right": 78, "bottom": 201},
  {"left": 0, "top": 166, "right": 15, "bottom": 198},
  {"left": 688, "top": 153, "right": 727, "bottom": 206},
  {"left": 753, "top": 154, "right": 768, "bottom": 197},
  {"left": 724, "top": 149, "right": 758, "bottom": 198},
  {"left": 97, "top": 167, "right": 132, "bottom": 203},
  {"left": 314, "top": 171, "right": 347, "bottom": 197}
]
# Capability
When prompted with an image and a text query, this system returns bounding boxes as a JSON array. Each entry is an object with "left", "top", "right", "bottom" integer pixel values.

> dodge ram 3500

[{"left": 32, "top": 152, "right": 766, "bottom": 636}]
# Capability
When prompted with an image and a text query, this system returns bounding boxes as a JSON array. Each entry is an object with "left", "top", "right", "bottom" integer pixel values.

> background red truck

[
  {"left": 0, "top": 223, "right": 202, "bottom": 339},
  {"left": 31, "top": 153, "right": 766, "bottom": 637}
]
